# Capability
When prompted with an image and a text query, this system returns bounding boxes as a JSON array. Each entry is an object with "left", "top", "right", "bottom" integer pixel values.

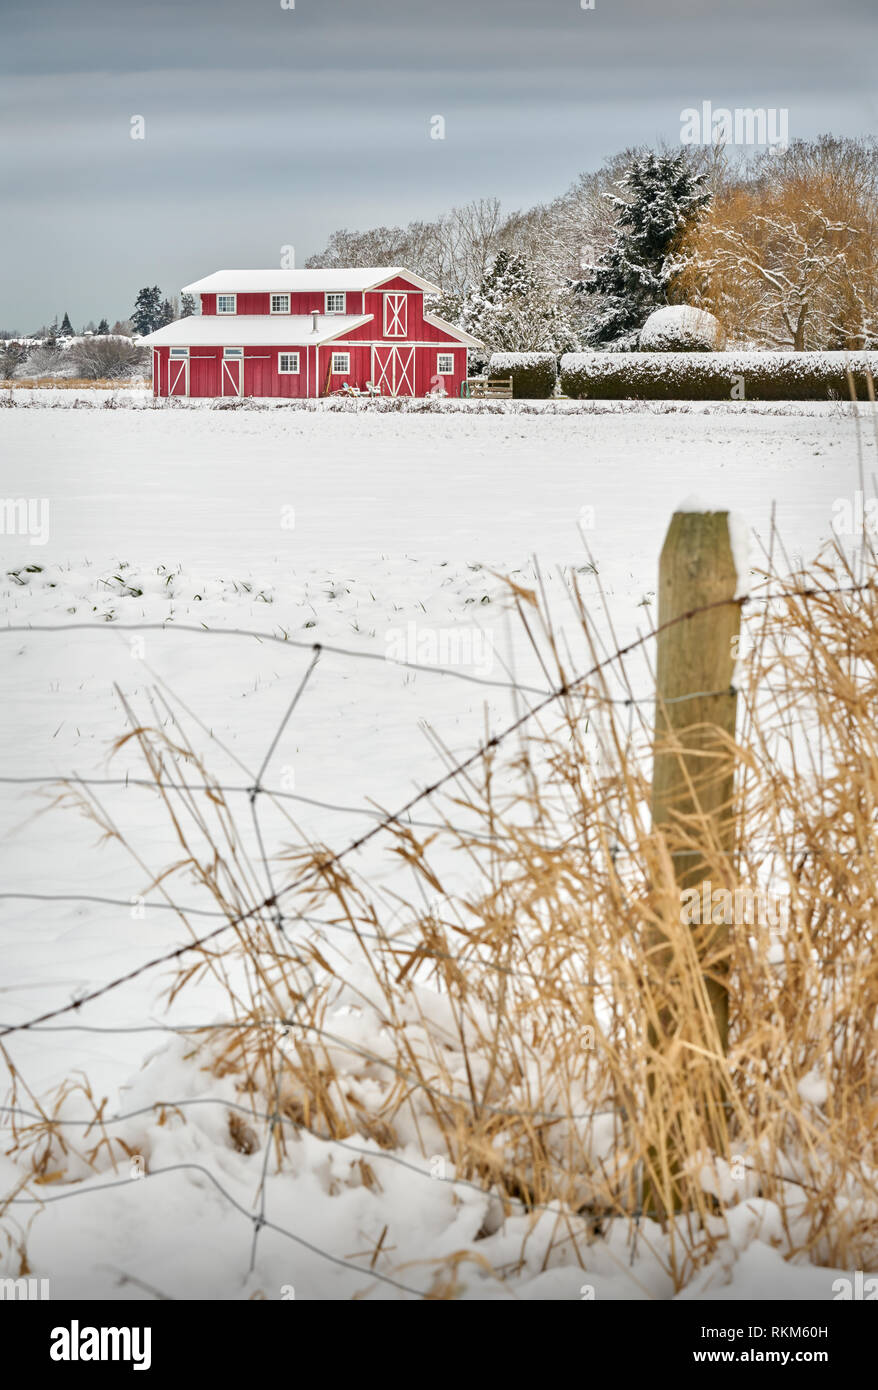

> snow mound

[{"left": 639, "top": 306, "right": 724, "bottom": 353}]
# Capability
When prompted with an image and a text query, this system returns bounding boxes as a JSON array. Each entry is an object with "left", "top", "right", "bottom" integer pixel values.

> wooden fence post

[{"left": 647, "top": 509, "right": 741, "bottom": 1215}]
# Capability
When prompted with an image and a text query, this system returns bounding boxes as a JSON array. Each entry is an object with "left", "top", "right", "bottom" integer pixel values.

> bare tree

[
  {"left": 675, "top": 140, "right": 878, "bottom": 349},
  {"left": 69, "top": 337, "right": 148, "bottom": 380}
]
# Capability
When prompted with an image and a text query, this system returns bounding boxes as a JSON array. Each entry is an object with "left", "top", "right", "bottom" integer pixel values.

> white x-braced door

[
  {"left": 372, "top": 345, "right": 416, "bottom": 397},
  {"left": 168, "top": 356, "right": 188, "bottom": 396},
  {"left": 222, "top": 358, "right": 242, "bottom": 396},
  {"left": 383, "top": 292, "right": 408, "bottom": 337}
]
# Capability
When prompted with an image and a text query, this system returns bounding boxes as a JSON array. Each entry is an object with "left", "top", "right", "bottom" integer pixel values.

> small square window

[
  {"left": 279, "top": 352, "right": 300, "bottom": 374},
  {"left": 325, "top": 293, "right": 346, "bottom": 314},
  {"left": 437, "top": 353, "right": 454, "bottom": 375},
  {"left": 271, "top": 294, "right": 291, "bottom": 314},
  {"left": 331, "top": 352, "right": 350, "bottom": 374},
  {"left": 217, "top": 294, "right": 236, "bottom": 314}
]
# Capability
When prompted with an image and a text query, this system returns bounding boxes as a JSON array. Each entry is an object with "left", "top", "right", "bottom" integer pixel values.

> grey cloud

[{"left": 0, "top": 0, "right": 875, "bottom": 328}]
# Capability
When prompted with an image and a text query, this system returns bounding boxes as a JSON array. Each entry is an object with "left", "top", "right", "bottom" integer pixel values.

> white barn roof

[
  {"left": 181, "top": 268, "right": 442, "bottom": 295},
  {"left": 137, "top": 314, "right": 371, "bottom": 347}
]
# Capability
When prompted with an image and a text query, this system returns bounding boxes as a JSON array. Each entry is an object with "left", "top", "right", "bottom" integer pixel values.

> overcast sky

[{"left": 1, "top": 0, "right": 875, "bottom": 330}]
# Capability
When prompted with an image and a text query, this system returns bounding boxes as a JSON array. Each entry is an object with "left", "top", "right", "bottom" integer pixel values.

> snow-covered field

[{"left": 1, "top": 399, "right": 874, "bottom": 1299}]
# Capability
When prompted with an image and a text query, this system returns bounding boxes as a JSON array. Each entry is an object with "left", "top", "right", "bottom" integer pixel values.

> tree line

[
  {"left": 0, "top": 286, "right": 197, "bottom": 381},
  {"left": 306, "top": 134, "right": 878, "bottom": 362}
]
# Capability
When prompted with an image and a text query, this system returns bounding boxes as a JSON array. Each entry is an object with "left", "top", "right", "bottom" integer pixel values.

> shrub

[
  {"left": 488, "top": 352, "right": 558, "bottom": 398},
  {"left": 0, "top": 341, "right": 28, "bottom": 379},
  {"left": 639, "top": 305, "right": 725, "bottom": 352},
  {"left": 23, "top": 345, "right": 70, "bottom": 378},
  {"left": 69, "top": 336, "right": 147, "bottom": 381},
  {"left": 559, "top": 350, "right": 878, "bottom": 401}
]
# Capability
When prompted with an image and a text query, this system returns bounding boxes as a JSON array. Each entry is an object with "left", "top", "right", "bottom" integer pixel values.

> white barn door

[
  {"left": 372, "top": 345, "right": 415, "bottom": 397},
  {"left": 168, "top": 356, "right": 188, "bottom": 396},
  {"left": 222, "top": 359, "right": 241, "bottom": 396}
]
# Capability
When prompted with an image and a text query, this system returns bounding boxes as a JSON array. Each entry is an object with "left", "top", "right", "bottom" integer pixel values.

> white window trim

[
  {"left": 278, "top": 352, "right": 301, "bottom": 374},
  {"left": 223, "top": 347, "right": 243, "bottom": 358},
  {"left": 331, "top": 351, "right": 351, "bottom": 374},
  {"left": 437, "top": 353, "right": 454, "bottom": 374},
  {"left": 325, "top": 292, "right": 346, "bottom": 315},
  {"left": 170, "top": 347, "right": 189, "bottom": 357},
  {"left": 270, "top": 294, "right": 291, "bottom": 315},
  {"left": 217, "top": 294, "right": 237, "bottom": 314}
]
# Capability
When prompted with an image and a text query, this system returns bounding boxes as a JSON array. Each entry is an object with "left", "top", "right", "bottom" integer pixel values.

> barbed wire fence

[{"left": 0, "top": 573, "right": 871, "bottom": 1298}]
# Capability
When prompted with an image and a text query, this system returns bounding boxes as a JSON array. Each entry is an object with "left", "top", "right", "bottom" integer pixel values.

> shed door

[
  {"left": 372, "top": 345, "right": 416, "bottom": 397},
  {"left": 168, "top": 354, "right": 188, "bottom": 396},
  {"left": 222, "top": 358, "right": 241, "bottom": 396}
]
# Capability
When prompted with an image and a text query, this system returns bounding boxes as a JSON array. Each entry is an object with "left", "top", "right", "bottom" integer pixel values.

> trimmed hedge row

[
  {"left": 488, "top": 352, "right": 558, "bottom": 398},
  {"left": 559, "top": 351, "right": 878, "bottom": 401}
]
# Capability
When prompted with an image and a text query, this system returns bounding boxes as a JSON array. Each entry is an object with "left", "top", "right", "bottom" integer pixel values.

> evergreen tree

[
  {"left": 131, "top": 286, "right": 163, "bottom": 336},
  {"left": 458, "top": 250, "right": 581, "bottom": 370},
  {"left": 577, "top": 151, "right": 711, "bottom": 350},
  {"left": 156, "top": 298, "right": 176, "bottom": 329},
  {"left": 180, "top": 293, "right": 196, "bottom": 318},
  {"left": 96, "top": 318, "right": 110, "bottom": 335},
  {"left": 59, "top": 311, "right": 74, "bottom": 335}
]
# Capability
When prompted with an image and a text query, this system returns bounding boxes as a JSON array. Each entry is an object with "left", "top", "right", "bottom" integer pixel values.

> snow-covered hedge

[
  {"left": 560, "top": 351, "right": 878, "bottom": 401},
  {"left": 638, "top": 306, "right": 724, "bottom": 352},
  {"left": 488, "top": 352, "right": 558, "bottom": 398}
]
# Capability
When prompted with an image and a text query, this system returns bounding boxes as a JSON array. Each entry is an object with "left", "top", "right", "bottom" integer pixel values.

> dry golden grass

[
  {"left": 0, "top": 378, "right": 149, "bottom": 390},
  {"left": 5, "top": 522, "right": 875, "bottom": 1293}
]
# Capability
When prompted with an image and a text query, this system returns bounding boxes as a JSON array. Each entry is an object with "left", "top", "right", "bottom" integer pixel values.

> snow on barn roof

[
  {"left": 181, "top": 268, "right": 442, "bottom": 295},
  {"left": 137, "top": 314, "right": 372, "bottom": 347}
]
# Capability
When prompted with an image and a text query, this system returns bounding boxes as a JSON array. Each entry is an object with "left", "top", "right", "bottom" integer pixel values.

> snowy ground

[{"left": 1, "top": 398, "right": 874, "bottom": 1299}]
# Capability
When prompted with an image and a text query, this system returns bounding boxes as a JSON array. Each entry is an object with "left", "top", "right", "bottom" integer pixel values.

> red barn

[{"left": 139, "top": 268, "right": 482, "bottom": 399}]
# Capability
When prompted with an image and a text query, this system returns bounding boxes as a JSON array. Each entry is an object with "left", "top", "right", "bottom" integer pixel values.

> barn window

[
  {"left": 223, "top": 347, "right": 243, "bottom": 358},
  {"left": 170, "top": 348, "right": 189, "bottom": 357},
  {"left": 217, "top": 294, "right": 236, "bottom": 314},
  {"left": 325, "top": 293, "right": 346, "bottom": 314},
  {"left": 271, "top": 294, "right": 291, "bottom": 314},
  {"left": 437, "top": 353, "right": 454, "bottom": 375},
  {"left": 331, "top": 352, "right": 350, "bottom": 374},
  {"left": 279, "top": 353, "right": 300, "bottom": 374}
]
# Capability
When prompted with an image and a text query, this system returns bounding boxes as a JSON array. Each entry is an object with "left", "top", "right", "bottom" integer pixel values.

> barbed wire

[
  {"left": 0, "top": 774, "right": 515, "bottom": 846},
  {"left": 2, "top": 571, "right": 872, "bottom": 1299},
  {"left": 0, "top": 1093, "right": 614, "bottom": 1226},
  {"left": 0, "top": 621, "right": 548, "bottom": 698},
  {"left": 1, "top": 576, "right": 871, "bottom": 1043},
  {"left": 3, "top": 1156, "right": 429, "bottom": 1298}
]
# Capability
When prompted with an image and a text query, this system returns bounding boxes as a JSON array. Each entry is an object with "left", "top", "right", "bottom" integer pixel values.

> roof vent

[{"left": 311, "top": 310, "right": 320, "bottom": 334}]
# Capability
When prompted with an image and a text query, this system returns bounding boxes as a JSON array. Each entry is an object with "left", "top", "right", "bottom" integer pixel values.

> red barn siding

[
  {"left": 314, "top": 344, "right": 372, "bottom": 395},
  {"left": 201, "top": 290, "right": 373, "bottom": 317},
  {"left": 189, "top": 351, "right": 220, "bottom": 397},
  {"left": 416, "top": 345, "right": 466, "bottom": 397},
  {"left": 236, "top": 293, "right": 268, "bottom": 315},
  {"left": 239, "top": 349, "right": 306, "bottom": 398}
]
